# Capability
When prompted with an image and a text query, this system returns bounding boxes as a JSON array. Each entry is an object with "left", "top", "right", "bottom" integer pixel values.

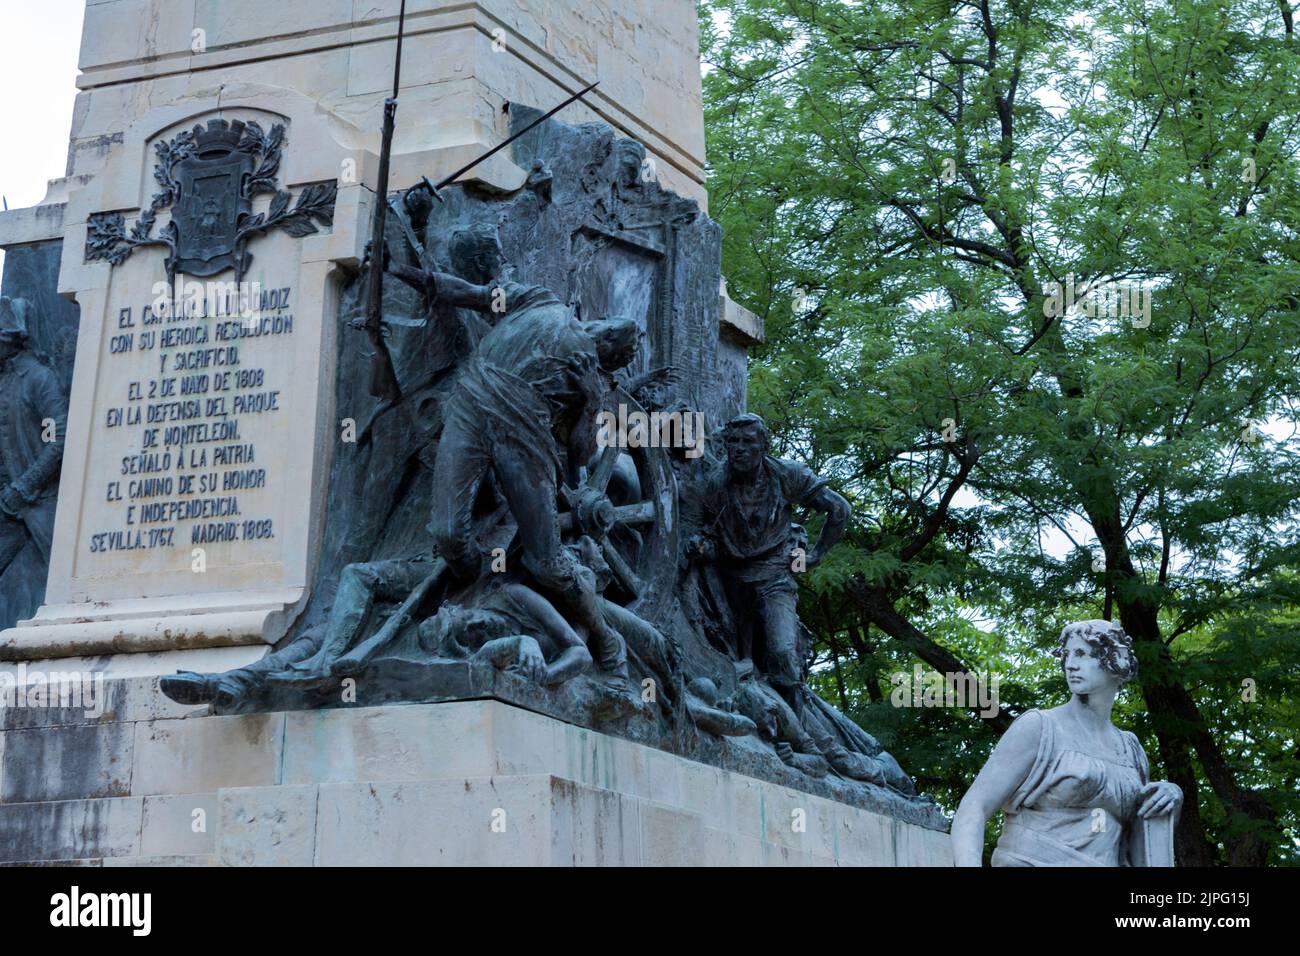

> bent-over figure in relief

[
  {"left": 157, "top": 121, "right": 943, "bottom": 818},
  {"left": 951, "top": 620, "right": 1183, "bottom": 866}
]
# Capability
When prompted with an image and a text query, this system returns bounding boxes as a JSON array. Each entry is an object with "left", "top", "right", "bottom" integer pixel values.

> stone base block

[
  {"left": 0, "top": 590, "right": 303, "bottom": 672},
  {"left": 0, "top": 696, "right": 950, "bottom": 866}
]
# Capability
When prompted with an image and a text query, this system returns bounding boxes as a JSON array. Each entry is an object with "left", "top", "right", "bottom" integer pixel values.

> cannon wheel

[{"left": 558, "top": 387, "right": 679, "bottom": 630}]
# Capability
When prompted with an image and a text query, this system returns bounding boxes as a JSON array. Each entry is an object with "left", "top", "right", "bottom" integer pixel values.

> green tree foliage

[{"left": 701, "top": 0, "right": 1299, "bottom": 865}]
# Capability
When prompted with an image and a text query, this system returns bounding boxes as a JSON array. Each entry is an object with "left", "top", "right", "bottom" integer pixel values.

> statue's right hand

[
  {"left": 686, "top": 535, "right": 715, "bottom": 562},
  {"left": 515, "top": 641, "right": 547, "bottom": 684},
  {"left": 0, "top": 484, "right": 23, "bottom": 518},
  {"left": 348, "top": 315, "right": 393, "bottom": 339},
  {"left": 361, "top": 240, "right": 391, "bottom": 270}
]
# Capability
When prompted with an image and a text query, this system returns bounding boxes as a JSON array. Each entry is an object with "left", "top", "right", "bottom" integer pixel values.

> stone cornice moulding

[{"left": 74, "top": 3, "right": 706, "bottom": 193}]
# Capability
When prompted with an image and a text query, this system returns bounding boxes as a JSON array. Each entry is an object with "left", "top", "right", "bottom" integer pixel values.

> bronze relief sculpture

[{"left": 158, "top": 112, "right": 938, "bottom": 825}]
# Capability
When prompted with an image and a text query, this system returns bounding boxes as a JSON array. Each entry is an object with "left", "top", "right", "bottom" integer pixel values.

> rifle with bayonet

[{"left": 361, "top": 0, "right": 408, "bottom": 402}]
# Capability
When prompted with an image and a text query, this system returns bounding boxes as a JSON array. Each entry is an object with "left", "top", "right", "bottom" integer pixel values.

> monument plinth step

[
  {"left": 0, "top": 590, "right": 307, "bottom": 673},
  {"left": 0, "top": 695, "right": 951, "bottom": 866}
]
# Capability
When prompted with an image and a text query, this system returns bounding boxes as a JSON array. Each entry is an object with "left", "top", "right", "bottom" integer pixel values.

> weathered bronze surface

[
  {"left": 157, "top": 111, "right": 939, "bottom": 822},
  {"left": 0, "top": 294, "right": 69, "bottom": 631}
]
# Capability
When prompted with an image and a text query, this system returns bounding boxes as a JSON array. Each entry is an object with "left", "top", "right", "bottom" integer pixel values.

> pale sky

[{"left": 0, "top": 0, "right": 84, "bottom": 275}]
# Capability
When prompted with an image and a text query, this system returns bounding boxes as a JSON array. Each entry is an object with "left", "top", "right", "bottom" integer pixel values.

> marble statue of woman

[{"left": 951, "top": 620, "right": 1183, "bottom": 866}]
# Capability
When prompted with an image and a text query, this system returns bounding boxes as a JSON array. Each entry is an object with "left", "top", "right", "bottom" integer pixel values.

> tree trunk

[
  {"left": 831, "top": 647, "right": 850, "bottom": 712},
  {"left": 847, "top": 580, "right": 1013, "bottom": 733},
  {"left": 1094, "top": 512, "right": 1279, "bottom": 866},
  {"left": 845, "top": 618, "right": 884, "bottom": 702}
]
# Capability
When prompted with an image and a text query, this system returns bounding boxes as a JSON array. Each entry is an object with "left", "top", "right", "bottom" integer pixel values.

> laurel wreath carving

[{"left": 86, "top": 121, "right": 336, "bottom": 279}]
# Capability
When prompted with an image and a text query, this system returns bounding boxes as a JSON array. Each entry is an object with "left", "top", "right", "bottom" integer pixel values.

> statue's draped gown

[{"left": 992, "top": 707, "right": 1149, "bottom": 867}]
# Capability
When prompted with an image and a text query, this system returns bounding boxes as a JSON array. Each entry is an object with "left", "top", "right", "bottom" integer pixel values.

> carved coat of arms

[{"left": 86, "top": 118, "right": 336, "bottom": 282}]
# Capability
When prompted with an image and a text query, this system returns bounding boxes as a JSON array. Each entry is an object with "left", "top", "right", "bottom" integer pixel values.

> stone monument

[{"left": 0, "top": 0, "right": 950, "bottom": 866}]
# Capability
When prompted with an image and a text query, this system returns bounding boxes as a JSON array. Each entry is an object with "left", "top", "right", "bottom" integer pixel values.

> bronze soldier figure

[
  {"left": 689, "top": 413, "right": 850, "bottom": 716},
  {"left": 0, "top": 297, "right": 67, "bottom": 581},
  {"left": 396, "top": 225, "right": 635, "bottom": 694}
]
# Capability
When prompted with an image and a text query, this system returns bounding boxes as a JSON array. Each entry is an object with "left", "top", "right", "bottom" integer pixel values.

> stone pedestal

[
  {"left": 0, "top": 693, "right": 950, "bottom": 866},
  {"left": 0, "top": 88, "right": 364, "bottom": 676}
]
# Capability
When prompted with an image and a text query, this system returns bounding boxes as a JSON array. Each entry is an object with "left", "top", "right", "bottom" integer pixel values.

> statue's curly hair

[
  {"left": 1053, "top": 619, "right": 1139, "bottom": 683},
  {"left": 418, "top": 604, "right": 513, "bottom": 658}
]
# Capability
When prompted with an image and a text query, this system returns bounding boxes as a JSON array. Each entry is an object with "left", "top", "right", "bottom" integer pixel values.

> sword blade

[
  {"left": 433, "top": 80, "right": 599, "bottom": 191},
  {"left": 391, "top": 0, "right": 407, "bottom": 99}
]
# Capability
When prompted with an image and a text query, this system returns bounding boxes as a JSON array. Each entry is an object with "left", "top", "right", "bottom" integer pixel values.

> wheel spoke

[
  {"left": 611, "top": 501, "right": 656, "bottom": 525},
  {"left": 587, "top": 444, "right": 622, "bottom": 494},
  {"left": 601, "top": 539, "right": 642, "bottom": 598}
]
